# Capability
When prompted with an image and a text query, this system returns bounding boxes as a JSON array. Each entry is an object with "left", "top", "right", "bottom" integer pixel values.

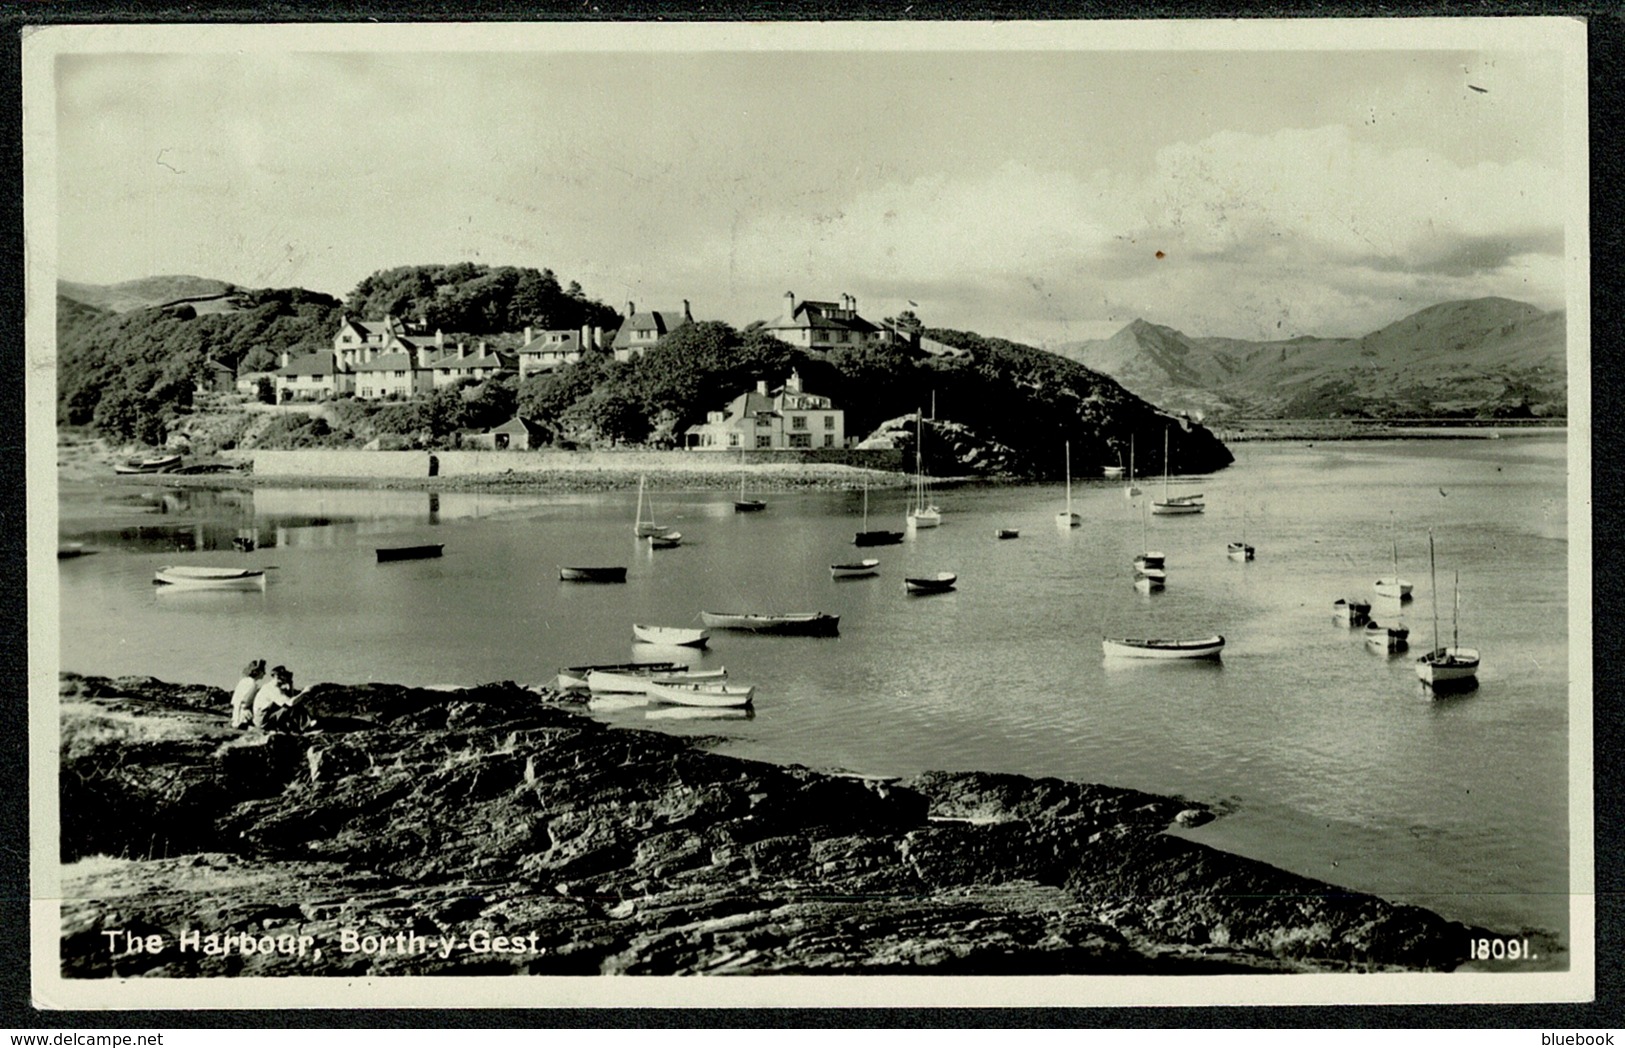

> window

[
  {"left": 789, "top": 434, "right": 811, "bottom": 448},
  {"left": 824, "top": 434, "right": 835, "bottom": 447},
  {"left": 728, "top": 433, "right": 740, "bottom": 447},
  {"left": 792, "top": 416, "right": 808, "bottom": 430},
  {"left": 757, "top": 435, "right": 771, "bottom": 448},
  {"left": 757, "top": 417, "right": 772, "bottom": 428},
  {"left": 824, "top": 415, "right": 835, "bottom": 429}
]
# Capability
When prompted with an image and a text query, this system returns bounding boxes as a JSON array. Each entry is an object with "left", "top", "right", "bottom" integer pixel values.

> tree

[
  {"left": 561, "top": 388, "right": 648, "bottom": 445},
  {"left": 255, "top": 377, "right": 275, "bottom": 404}
]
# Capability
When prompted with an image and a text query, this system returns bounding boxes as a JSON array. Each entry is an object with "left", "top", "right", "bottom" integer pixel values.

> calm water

[{"left": 56, "top": 437, "right": 1573, "bottom": 961}]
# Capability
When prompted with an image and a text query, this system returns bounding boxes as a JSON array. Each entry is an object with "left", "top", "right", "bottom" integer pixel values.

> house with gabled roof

[
  {"left": 611, "top": 300, "right": 694, "bottom": 361},
  {"left": 468, "top": 415, "right": 549, "bottom": 451},
  {"left": 427, "top": 342, "right": 518, "bottom": 389},
  {"left": 763, "top": 292, "right": 885, "bottom": 352},
  {"left": 272, "top": 350, "right": 353, "bottom": 402},
  {"left": 684, "top": 369, "right": 845, "bottom": 451},
  {"left": 517, "top": 324, "right": 606, "bottom": 377}
]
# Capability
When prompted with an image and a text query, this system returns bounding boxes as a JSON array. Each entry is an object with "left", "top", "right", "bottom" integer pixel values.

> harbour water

[{"left": 55, "top": 435, "right": 1573, "bottom": 965}]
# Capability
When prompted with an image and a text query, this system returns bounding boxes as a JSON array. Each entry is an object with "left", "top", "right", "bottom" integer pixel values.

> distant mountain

[
  {"left": 1052, "top": 297, "right": 1566, "bottom": 419},
  {"left": 58, "top": 276, "right": 237, "bottom": 314}
]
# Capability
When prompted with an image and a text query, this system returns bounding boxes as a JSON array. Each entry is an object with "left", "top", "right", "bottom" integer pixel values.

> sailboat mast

[
  {"left": 1065, "top": 440, "right": 1072, "bottom": 515},
  {"left": 1429, "top": 530, "right": 1440, "bottom": 654},
  {"left": 1163, "top": 429, "right": 1170, "bottom": 499},
  {"left": 1453, "top": 570, "right": 1460, "bottom": 650}
]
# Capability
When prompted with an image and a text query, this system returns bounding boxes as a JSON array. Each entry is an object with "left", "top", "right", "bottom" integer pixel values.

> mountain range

[{"left": 1049, "top": 297, "right": 1566, "bottom": 420}]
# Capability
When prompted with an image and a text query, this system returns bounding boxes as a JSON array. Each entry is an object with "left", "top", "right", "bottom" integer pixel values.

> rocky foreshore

[{"left": 58, "top": 673, "right": 1499, "bottom": 977}]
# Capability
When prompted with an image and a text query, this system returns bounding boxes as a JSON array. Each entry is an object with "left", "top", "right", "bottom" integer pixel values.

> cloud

[{"left": 678, "top": 122, "right": 1566, "bottom": 341}]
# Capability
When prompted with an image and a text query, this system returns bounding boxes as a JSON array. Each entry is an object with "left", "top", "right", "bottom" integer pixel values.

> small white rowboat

[
  {"left": 830, "top": 559, "right": 880, "bottom": 579},
  {"left": 154, "top": 566, "right": 266, "bottom": 589},
  {"left": 645, "top": 680, "right": 755, "bottom": 708},
  {"left": 1101, "top": 635, "right": 1225, "bottom": 660},
  {"left": 587, "top": 666, "right": 727, "bottom": 695},
  {"left": 631, "top": 623, "right": 710, "bottom": 648}
]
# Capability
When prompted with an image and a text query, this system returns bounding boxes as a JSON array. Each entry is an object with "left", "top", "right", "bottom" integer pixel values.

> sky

[{"left": 43, "top": 21, "right": 1581, "bottom": 344}]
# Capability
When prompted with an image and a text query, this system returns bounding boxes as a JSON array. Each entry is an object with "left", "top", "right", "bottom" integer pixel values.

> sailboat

[
  {"left": 1133, "top": 496, "right": 1165, "bottom": 591},
  {"left": 1124, "top": 434, "right": 1142, "bottom": 499},
  {"left": 854, "top": 477, "right": 904, "bottom": 547},
  {"left": 907, "top": 411, "right": 941, "bottom": 529},
  {"left": 1056, "top": 441, "right": 1082, "bottom": 528},
  {"left": 1373, "top": 513, "right": 1413, "bottom": 600},
  {"left": 1150, "top": 428, "right": 1204, "bottom": 515},
  {"left": 1228, "top": 507, "right": 1255, "bottom": 561},
  {"left": 733, "top": 447, "right": 766, "bottom": 512},
  {"left": 1416, "top": 531, "right": 1480, "bottom": 687},
  {"left": 633, "top": 475, "right": 666, "bottom": 537}
]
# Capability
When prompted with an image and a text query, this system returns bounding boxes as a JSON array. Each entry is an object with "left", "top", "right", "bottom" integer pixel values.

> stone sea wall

[{"left": 57, "top": 673, "right": 1517, "bottom": 978}]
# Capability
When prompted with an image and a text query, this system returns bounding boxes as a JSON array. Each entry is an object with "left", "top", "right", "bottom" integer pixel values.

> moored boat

[
  {"left": 995, "top": 528, "right": 1020, "bottom": 540},
  {"left": 647, "top": 530, "right": 682, "bottom": 549},
  {"left": 1364, "top": 620, "right": 1410, "bottom": 653},
  {"left": 1227, "top": 542, "right": 1256, "bottom": 562},
  {"left": 1374, "top": 514, "right": 1413, "bottom": 600},
  {"left": 904, "top": 572, "right": 957, "bottom": 594},
  {"left": 734, "top": 466, "right": 767, "bottom": 512},
  {"left": 1133, "top": 567, "right": 1167, "bottom": 592},
  {"left": 1056, "top": 440, "right": 1081, "bottom": 529},
  {"left": 907, "top": 410, "right": 942, "bottom": 529},
  {"left": 631, "top": 623, "right": 710, "bottom": 648},
  {"left": 557, "top": 659, "right": 681, "bottom": 692},
  {"left": 154, "top": 565, "right": 266, "bottom": 589},
  {"left": 1101, "top": 635, "right": 1224, "bottom": 660},
  {"left": 114, "top": 453, "right": 183, "bottom": 475},
  {"left": 1333, "top": 598, "right": 1371, "bottom": 626},
  {"left": 586, "top": 665, "right": 728, "bottom": 695},
  {"left": 830, "top": 558, "right": 880, "bottom": 579},
  {"left": 1150, "top": 428, "right": 1203, "bottom": 515},
  {"left": 1416, "top": 532, "right": 1480, "bottom": 688},
  {"left": 700, "top": 611, "right": 840, "bottom": 636},
  {"left": 633, "top": 475, "right": 666, "bottom": 537},
  {"left": 376, "top": 543, "right": 444, "bottom": 563},
  {"left": 1102, "top": 465, "right": 1125, "bottom": 479},
  {"left": 558, "top": 566, "right": 628, "bottom": 583},
  {"left": 854, "top": 478, "right": 904, "bottom": 546},
  {"left": 645, "top": 679, "right": 755, "bottom": 708},
  {"left": 57, "top": 543, "right": 93, "bottom": 559}
]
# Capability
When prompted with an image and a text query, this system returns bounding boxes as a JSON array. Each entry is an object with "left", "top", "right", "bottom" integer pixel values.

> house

[
  {"left": 468, "top": 415, "right": 549, "bottom": 451},
  {"left": 611, "top": 300, "right": 694, "bottom": 361},
  {"left": 763, "top": 292, "right": 885, "bottom": 352},
  {"left": 272, "top": 350, "right": 353, "bottom": 402},
  {"left": 332, "top": 314, "right": 414, "bottom": 365},
  {"left": 684, "top": 370, "right": 845, "bottom": 451},
  {"left": 517, "top": 325, "right": 605, "bottom": 377},
  {"left": 195, "top": 358, "right": 236, "bottom": 396},
  {"left": 427, "top": 342, "right": 518, "bottom": 389}
]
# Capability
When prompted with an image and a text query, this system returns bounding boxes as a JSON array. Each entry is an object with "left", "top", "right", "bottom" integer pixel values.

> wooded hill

[{"left": 56, "top": 268, "right": 1233, "bottom": 478}]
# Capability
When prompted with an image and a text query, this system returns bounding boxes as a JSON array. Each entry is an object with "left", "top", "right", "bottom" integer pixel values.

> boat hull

[
  {"left": 114, "top": 454, "right": 183, "bottom": 475},
  {"left": 558, "top": 660, "right": 681, "bottom": 692},
  {"left": 904, "top": 573, "right": 957, "bottom": 594},
  {"left": 1133, "top": 553, "right": 1166, "bottom": 571},
  {"left": 1151, "top": 500, "right": 1204, "bottom": 516},
  {"left": 1333, "top": 600, "right": 1372, "bottom": 626},
  {"left": 1227, "top": 543, "right": 1255, "bottom": 562},
  {"left": 631, "top": 624, "right": 710, "bottom": 648},
  {"left": 647, "top": 531, "right": 682, "bottom": 549},
  {"left": 1101, "top": 635, "right": 1224, "bottom": 660},
  {"left": 645, "top": 681, "right": 754, "bottom": 708},
  {"left": 154, "top": 566, "right": 266, "bottom": 589},
  {"left": 854, "top": 530, "right": 905, "bottom": 547},
  {"left": 559, "top": 566, "right": 627, "bottom": 583},
  {"left": 1102, "top": 466, "right": 1125, "bottom": 479},
  {"left": 376, "top": 544, "right": 444, "bottom": 563},
  {"left": 733, "top": 500, "right": 767, "bottom": 513},
  {"left": 995, "top": 529, "right": 1020, "bottom": 539},
  {"left": 700, "top": 611, "right": 840, "bottom": 636},
  {"left": 830, "top": 559, "right": 880, "bottom": 579},
  {"left": 587, "top": 667, "right": 727, "bottom": 695},
  {"left": 1055, "top": 512, "right": 1081, "bottom": 529},
  {"left": 1373, "top": 577, "right": 1414, "bottom": 600},
  {"left": 1416, "top": 647, "right": 1480, "bottom": 685},
  {"left": 907, "top": 508, "right": 942, "bottom": 529},
  {"left": 1364, "top": 624, "right": 1410, "bottom": 652}
]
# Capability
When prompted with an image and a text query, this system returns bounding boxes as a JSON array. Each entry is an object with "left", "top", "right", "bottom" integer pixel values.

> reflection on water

[{"left": 55, "top": 436, "right": 1572, "bottom": 956}]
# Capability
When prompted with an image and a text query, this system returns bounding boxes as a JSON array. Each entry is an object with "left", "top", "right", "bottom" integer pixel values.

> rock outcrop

[{"left": 58, "top": 673, "right": 1498, "bottom": 977}]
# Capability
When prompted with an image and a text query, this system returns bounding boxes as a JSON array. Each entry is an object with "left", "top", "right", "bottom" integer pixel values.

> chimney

[
  {"left": 848, "top": 294, "right": 858, "bottom": 315},
  {"left": 784, "top": 291, "right": 795, "bottom": 319},
  {"left": 683, "top": 299, "right": 692, "bottom": 320},
  {"left": 756, "top": 379, "right": 768, "bottom": 396},
  {"left": 525, "top": 325, "right": 534, "bottom": 346},
  {"left": 435, "top": 330, "right": 445, "bottom": 348},
  {"left": 787, "top": 368, "right": 803, "bottom": 393},
  {"left": 416, "top": 344, "right": 430, "bottom": 369},
  {"left": 459, "top": 342, "right": 470, "bottom": 360},
  {"left": 279, "top": 350, "right": 290, "bottom": 368},
  {"left": 591, "top": 325, "right": 602, "bottom": 348},
  {"left": 580, "top": 323, "right": 590, "bottom": 351}
]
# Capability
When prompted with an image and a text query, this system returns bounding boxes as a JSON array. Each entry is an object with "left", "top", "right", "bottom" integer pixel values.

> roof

[
  {"left": 489, "top": 416, "right": 546, "bottom": 436},
  {"left": 521, "top": 331, "right": 586, "bottom": 352},
  {"left": 274, "top": 352, "right": 339, "bottom": 377},
  {"left": 765, "top": 300, "right": 880, "bottom": 334},
  {"left": 430, "top": 350, "right": 516, "bottom": 371},
  {"left": 352, "top": 353, "right": 418, "bottom": 373},
  {"left": 204, "top": 358, "right": 234, "bottom": 373},
  {"left": 615, "top": 310, "right": 691, "bottom": 343}
]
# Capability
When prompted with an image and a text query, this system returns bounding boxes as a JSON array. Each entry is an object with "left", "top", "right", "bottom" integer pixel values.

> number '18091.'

[{"left": 1469, "top": 937, "right": 1533, "bottom": 961}]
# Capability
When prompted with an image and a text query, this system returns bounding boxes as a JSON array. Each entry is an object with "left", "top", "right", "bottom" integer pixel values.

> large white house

[
  {"left": 762, "top": 292, "right": 886, "bottom": 352},
  {"left": 684, "top": 370, "right": 845, "bottom": 451}
]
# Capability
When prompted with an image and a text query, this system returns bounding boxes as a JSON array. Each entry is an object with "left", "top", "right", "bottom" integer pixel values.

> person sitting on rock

[
  {"left": 230, "top": 659, "right": 265, "bottom": 730},
  {"left": 253, "top": 665, "right": 314, "bottom": 733}
]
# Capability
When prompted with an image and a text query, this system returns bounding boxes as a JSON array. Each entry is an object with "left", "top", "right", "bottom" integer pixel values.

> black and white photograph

[{"left": 25, "top": 17, "right": 1590, "bottom": 1009}]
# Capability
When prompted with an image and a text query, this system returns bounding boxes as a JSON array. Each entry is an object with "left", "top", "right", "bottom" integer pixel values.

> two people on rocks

[{"left": 231, "top": 660, "right": 316, "bottom": 733}]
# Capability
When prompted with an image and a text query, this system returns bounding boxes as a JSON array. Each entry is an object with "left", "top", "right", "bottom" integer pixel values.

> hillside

[
  {"left": 59, "top": 275, "right": 237, "bottom": 314},
  {"left": 1053, "top": 297, "right": 1566, "bottom": 420}
]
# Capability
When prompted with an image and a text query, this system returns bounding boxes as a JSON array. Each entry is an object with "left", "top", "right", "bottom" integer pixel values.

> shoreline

[{"left": 55, "top": 671, "right": 1544, "bottom": 978}]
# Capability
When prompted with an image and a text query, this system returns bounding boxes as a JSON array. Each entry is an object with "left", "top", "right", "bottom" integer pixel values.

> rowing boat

[
  {"left": 699, "top": 611, "right": 840, "bottom": 636},
  {"left": 1100, "top": 635, "right": 1224, "bottom": 660}
]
